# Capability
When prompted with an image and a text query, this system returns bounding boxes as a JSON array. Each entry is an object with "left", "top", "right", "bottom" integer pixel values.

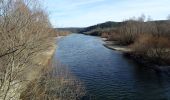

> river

[{"left": 55, "top": 34, "right": 170, "bottom": 100}]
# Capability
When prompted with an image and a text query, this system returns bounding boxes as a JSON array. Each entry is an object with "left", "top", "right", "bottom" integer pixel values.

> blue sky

[{"left": 42, "top": 0, "right": 170, "bottom": 27}]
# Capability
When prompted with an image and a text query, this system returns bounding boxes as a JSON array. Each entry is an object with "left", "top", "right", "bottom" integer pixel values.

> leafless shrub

[
  {"left": 57, "top": 31, "right": 70, "bottom": 36},
  {"left": 101, "top": 28, "right": 119, "bottom": 41},
  {"left": 20, "top": 62, "right": 86, "bottom": 100},
  {"left": 112, "top": 15, "right": 159, "bottom": 45},
  {"left": 0, "top": 0, "right": 55, "bottom": 99},
  {"left": 131, "top": 34, "right": 170, "bottom": 64}
]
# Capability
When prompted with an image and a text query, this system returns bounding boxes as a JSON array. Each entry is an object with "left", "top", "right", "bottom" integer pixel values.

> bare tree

[
  {"left": 118, "top": 20, "right": 144, "bottom": 45},
  {"left": 0, "top": 0, "right": 54, "bottom": 99}
]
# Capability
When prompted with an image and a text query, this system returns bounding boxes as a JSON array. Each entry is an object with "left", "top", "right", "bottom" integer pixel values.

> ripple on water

[{"left": 56, "top": 34, "right": 170, "bottom": 100}]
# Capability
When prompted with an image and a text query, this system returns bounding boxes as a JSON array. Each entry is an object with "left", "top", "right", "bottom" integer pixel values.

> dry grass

[
  {"left": 0, "top": 0, "right": 85, "bottom": 99},
  {"left": 21, "top": 61, "right": 86, "bottom": 100},
  {"left": 131, "top": 34, "right": 170, "bottom": 65}
]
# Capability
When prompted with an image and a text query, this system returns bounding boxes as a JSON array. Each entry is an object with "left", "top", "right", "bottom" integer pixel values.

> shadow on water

[{"left": 55, "top": 34, "right": 170, "bottom": 100}]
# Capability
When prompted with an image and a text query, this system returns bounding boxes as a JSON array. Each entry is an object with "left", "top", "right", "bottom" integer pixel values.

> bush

[
  {"left": 0, "top": 0, "right": 56, "bottom": 99},
  {"left": 131, "top": 34, "right": 170, "bottom": 65},
  {"left": 20, "top": 62, "right": 86, "bottom": 100}
]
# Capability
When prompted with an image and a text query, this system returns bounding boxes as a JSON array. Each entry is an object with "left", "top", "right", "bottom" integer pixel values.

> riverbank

[
  {"left": 21, "top": 36, "right": 86, "bottom": 100},
  {"left": 124, "top": 52, "right": 170, "bottom": 73},
  {"left": 102, "top": 38, "right": 131, "bottom": 52},
  {"left": 4, "top": 38, "right": 56, "bottom": 100},
  {"left": 26, "top": 38, "right": 56, "bottom": 81},
  {"left": 102, "top": 38, "right": 170, "bottom": 73}
]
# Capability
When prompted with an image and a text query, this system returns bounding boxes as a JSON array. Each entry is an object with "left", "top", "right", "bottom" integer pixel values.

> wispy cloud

[
  {"left": 43, "top": 0, "right": 170, "bottom": 27},
  {"left": 67, "top": 0, "right": 105, "bottom": 7}
]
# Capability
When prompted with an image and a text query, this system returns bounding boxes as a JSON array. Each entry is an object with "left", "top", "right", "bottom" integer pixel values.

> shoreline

[
  {"left": 124, "top": 52, "right": 170, "bottom": 73},
  {"left": 102, "top": 38, "right": 170, "bottom": 73},
  {"left": 102, "top": 38, "right": 131, "bottom": 52},
  {"left": 26, "top": 37, "right": 57, "bottom": 81}
]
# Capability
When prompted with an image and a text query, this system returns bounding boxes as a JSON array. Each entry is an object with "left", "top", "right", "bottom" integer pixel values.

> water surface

[{"left": 55, "top": 34, "right": 170, "bottom": 100}]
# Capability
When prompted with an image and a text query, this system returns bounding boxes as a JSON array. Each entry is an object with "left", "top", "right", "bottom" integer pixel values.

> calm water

[{"left": 55, "top": 34, "right": 170, "bottom": 100}]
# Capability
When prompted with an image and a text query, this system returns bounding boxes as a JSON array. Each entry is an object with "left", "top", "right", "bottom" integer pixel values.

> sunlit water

[{"left": 55, "top": 34, "right": 170, "bottom": 100}]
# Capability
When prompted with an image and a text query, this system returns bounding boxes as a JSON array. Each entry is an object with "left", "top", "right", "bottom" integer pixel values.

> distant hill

[
  {"left": 57, "top": 20, "right": 170, "bottom": 36},
  {"left": 57, "top": 21, "right": 121, "bottom": 35},
  {"left": 57, "top": 28, "right": 84, "bottom": 33},
  {"left": 79, "top": 20, "right": 170, "bottom": 36},
  {"left": 80, "top": 21, "right": 121, "bottom": 32},
  {"left": 79, "top": 21, "right": 122, "bottom": 36}
]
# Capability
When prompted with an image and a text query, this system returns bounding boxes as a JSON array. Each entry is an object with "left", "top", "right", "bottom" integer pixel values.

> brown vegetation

[
  {"left": 131, "top": 34, "right": 170, "bottom": 65},
  {"left": 0, "top": 0, "right": 53, "bottom": 99},
  {"left": 57, "top": 31, "right": 70, "bottom": 36},
  {"left": 20, "top": 62, "right": 86, "bottom": 100},
  {"left": 0, "top": 0, "right": 84, "bottom": 100},
  {"left": 102, "top": 15, "right": 170, "bottom": 66}
]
